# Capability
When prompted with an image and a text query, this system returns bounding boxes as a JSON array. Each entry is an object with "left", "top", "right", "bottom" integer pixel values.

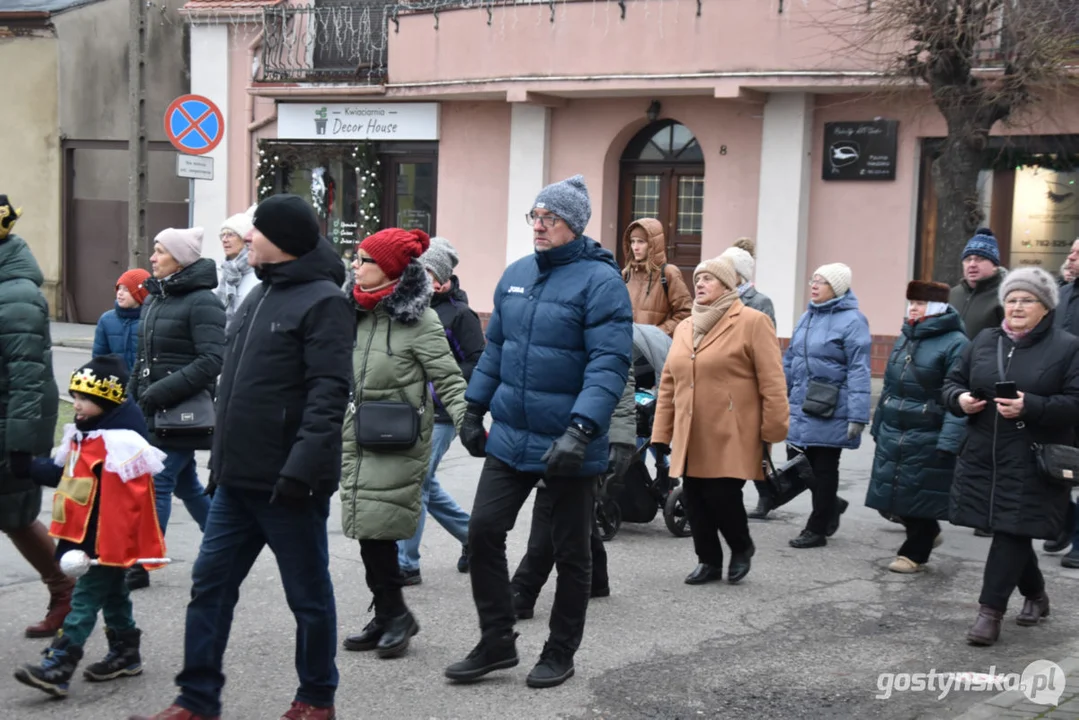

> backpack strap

[{"left": 659, "top": 263, "right": 669, "bottom": 298}]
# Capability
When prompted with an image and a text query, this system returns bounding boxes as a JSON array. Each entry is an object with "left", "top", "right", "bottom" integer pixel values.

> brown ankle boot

[
  {"left": 7, "top": 520, "right": 76, "bottom": 638},
  {"left": 967, "top": 605, "right": 1004, "bottom": 646},
  {"left": 1016, "top": 592, "right": 1050, "bottom": 627}
]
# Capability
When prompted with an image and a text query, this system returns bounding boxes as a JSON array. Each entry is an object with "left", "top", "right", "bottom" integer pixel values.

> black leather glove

[
  {"left": 459, "top": 404, "right": 488, "bottom": 458},
  {"left": 651, "top": 442, "right": 671, "bottom": 457},
  {"left": 138, "top": 385, "right": 164, "bottom": 415},
  {"left": 608, "top": 442, "right": 635, "bottom": 480},
  {"left": 204, "top": 478, "right": 217, "bottom": 498},
  {"left": 8, "top": 452, "right": 32, "bottom": 479},
  {"left": 270, "top": 476, "right": 311, "bottom": 506},
  {"left": 541, "top": 425, "right": 592, "bottom": 477}
]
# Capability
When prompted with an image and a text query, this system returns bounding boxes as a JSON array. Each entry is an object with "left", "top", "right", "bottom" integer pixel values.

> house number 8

[{"left": 720, "top": 145, "right": 728, "bottom": 155}]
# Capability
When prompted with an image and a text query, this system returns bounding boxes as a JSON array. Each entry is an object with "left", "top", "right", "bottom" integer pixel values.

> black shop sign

[{"left": 823, "top": 120, "right": 898, "bottom": 181}]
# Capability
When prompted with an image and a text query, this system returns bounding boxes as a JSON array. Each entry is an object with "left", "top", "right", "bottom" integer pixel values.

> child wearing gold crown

[{"left": 13, "top": 354, "right": 167, "bottom": 699}]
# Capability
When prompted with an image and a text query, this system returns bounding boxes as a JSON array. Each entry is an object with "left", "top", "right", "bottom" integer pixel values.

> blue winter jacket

[
  {"left": 784, "top": 291, "right": 872, "bottom": 449},
  {"left": 466, "top": 236, "right": 633, "bottom": 476},
  {"left": 93, "top": 304, "right": 142, "bottom": 371}
]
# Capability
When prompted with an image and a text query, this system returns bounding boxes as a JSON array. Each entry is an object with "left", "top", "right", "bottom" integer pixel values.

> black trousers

[
  {"left": 682, "top": 477, "right": 751, "bottom": 567},
  {"left": 359, "top": 539, "right": 406, "bottom": 617},
  {"left": 777, "top": 446, "right": 843, "bottom": 535},
  {"left": 898, "top": 517, "right": 940, "bottom": 564},
  {"left": 468, "top": 457, "right": 594, "bottom": 655},
  {"left": 511, "top": 484, "right": 607, "bottom": 606},
  {"left": 979, "top": 532, "right": 1045, "bottom": 612}
]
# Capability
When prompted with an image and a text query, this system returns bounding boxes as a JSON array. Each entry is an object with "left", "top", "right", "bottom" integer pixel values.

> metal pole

[
  {"left": 127, "top": 0, "right": 148, "bottom": 269},
  {"left": 188, "top": 178, "right": 195, "bottom": 227}
]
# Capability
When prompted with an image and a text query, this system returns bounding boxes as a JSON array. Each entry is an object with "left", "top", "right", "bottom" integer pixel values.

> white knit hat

[
  {"left": 813, "top": 263, "right": 852, "bottom": 297},
  {"left": 220, "top": 204, "right": 256, "bottom": 239},
  {"left": 721, "top": 246, "right": 754, "bottom": 283}
]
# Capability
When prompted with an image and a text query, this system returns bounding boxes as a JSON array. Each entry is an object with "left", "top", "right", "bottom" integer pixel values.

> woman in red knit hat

[{"left": 340, "top": 228, "right": 474, "bottom": 659}]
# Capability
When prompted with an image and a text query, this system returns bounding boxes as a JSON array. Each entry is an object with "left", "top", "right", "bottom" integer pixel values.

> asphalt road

[{"left": 2, "top": 344, "right": 1077, "bottom": 719}]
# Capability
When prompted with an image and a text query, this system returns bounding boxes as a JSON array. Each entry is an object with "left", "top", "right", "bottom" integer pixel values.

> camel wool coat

[{"left": 652, "top": 301, "right": 790, "bottom": 480}]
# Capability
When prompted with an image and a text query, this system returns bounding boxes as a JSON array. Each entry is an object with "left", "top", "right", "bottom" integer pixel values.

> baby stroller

[{"left": 595, "top": 324, "right": 691, "bottom": 540}]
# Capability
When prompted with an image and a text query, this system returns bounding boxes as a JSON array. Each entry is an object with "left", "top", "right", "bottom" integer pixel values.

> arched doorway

[{"left": 618, "top": 120, "right": 705, "bottom": 289}]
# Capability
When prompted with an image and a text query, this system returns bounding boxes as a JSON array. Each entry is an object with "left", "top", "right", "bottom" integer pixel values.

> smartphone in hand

[{"left": 994, "top": 381, "right": 1018, "bottom": 400}]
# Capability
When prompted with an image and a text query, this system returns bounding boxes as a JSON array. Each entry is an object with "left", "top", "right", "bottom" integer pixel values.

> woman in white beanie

[
  {"left": 770, "top": 262, "right": 872, "bottom": 549},
  {"left": 943, "top": 266, "right": 1079, "bottom": 646},
  {"left": 215, "top": 206, "right": 259, "bottom": 329}
]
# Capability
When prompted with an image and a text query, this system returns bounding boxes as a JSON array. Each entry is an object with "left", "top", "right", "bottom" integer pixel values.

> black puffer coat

[
  {"left": 943, "top": 317, "right": 1079, "bottom": 539},
  {"left": 128, "top": 258, "right": 225, "bottom": 450}
]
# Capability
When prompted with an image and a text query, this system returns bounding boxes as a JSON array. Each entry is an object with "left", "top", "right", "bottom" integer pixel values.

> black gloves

[
  {"left": 204, "top": 478, "right": 217, "bottom": 498},
  {"left": 541, "top": 425, "right": 592, "bottom": 477},
  {"left": 138, "top": 385, "right": 164, "bottom": 415},
  {"left": 651, "top": 442, "right": 671, "bottom": 457},
  {"left": 8, "top": 452, "right": 32, "bottom": 479},
  {"left": 459, "top": 404, "right": 488, "bottom": 458},
  {"left": 608, "top": 443, "right": 635, "bottom": 480},
  {"left": 270, "top": 476, "right": 311, "bottom": 506}
]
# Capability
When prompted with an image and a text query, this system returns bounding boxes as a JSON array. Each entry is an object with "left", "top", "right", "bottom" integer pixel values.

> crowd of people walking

[{"left": 2, "top": 180, "right": 1079, "bottom": 718}]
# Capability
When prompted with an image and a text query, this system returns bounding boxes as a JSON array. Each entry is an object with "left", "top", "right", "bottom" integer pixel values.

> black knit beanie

[{"left": 252, "top": 194, "right": 320, "bottom": 258}]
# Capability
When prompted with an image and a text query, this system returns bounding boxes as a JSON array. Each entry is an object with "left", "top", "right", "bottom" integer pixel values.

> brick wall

[{"left": 479, "top": 314, "right": 896, "bottom": 378}]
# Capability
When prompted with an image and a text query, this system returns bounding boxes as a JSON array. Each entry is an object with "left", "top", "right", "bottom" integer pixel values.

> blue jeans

[
  {"left": 175, "top": 486, "right": 337, "bottom": 716},
  {"left": 397, "top": 422, "right": 470, "bottom": 572},
  {"left": 154, "top": 449, "right": 211, "bottom": 534}
]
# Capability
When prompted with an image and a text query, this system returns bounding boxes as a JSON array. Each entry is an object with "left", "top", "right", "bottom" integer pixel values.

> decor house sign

[{"left": 276, "top": 103, "right": 440, "bottom": 141}]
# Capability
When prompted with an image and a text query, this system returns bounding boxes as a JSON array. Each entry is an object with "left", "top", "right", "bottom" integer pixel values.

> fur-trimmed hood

[{"left": 350, "top": 259, "right": 433, "bottom": 325}]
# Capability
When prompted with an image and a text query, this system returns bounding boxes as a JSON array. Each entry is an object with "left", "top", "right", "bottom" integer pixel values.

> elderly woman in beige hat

[{"left": 651, "top": 255, "right": 789, "bottom": 586}]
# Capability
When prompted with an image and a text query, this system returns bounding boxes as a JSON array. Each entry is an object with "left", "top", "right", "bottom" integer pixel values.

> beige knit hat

[
  {"left": 999, "top": 266, "right": 1059, "bottom": 310},
  {"left": 721, "top": 246, "right": 754, "bottom": 283},
  {"left": 693, "top": 255, "right": 739, "bottom": 291},
  {"left": 813, "top": 262, "right": 852, "bottom": 297},
  {"left": 154, "top": 227, "right": 204, "bottom": 268}
]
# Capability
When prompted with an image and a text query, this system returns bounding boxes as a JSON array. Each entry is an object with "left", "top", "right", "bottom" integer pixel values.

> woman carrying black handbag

[
  {"left": 340, "top": 228, "right": 470, "bottom": 660},
  {"left": 126, "top": 227, "right": 225, "bottom": 590},
  {"left": 864, "top": 281, "right": 968, "bottom": 573},
  {"left": 944, "top": 267, "right": 1079, "bottom": 646}
]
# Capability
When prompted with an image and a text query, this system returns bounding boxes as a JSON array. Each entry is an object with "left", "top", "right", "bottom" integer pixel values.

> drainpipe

[{"left": 245, "top": 30, "right": 264, "bottom": 206}]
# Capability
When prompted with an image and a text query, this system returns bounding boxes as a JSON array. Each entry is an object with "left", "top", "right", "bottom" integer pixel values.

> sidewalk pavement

[
  {"left": 955, "top": 654, "right": 1079, "bottom": 719},
  {"left": 50, "top": 320, "right": 95, "bottom": 350}
]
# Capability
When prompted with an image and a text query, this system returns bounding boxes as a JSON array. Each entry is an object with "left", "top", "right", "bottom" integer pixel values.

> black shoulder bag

[
  {"left": 762, "top": 443, "right": 815, "bottom": 505},
  {"left": 350, "top": 350, "right": 426, "bottom": 453},
  {"left": 997, "top": 336, "right": 1079, "bottom": 486},
  {"left": 142, "top": 302, "right": 216, "bottom": 440},
  {"left": 801, "top": 321, "right": 840, "bottom": 419}
]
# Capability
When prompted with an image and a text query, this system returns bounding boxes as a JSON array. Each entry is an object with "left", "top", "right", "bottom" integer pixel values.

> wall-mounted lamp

[{"left": 646, "top": 100, "right": 661, "bottom": 123}]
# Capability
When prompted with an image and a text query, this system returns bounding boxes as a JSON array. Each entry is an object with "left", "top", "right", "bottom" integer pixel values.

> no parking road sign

[{"left": 165, "top": 94, "right": 224, "bottom": 156}]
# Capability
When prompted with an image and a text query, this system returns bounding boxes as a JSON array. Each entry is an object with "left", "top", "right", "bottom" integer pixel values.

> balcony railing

[{"left": 260, "top": 1, "right": 391, "bottom": 84}]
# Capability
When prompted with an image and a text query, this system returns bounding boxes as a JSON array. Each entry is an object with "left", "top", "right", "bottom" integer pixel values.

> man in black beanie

[{"left": 133, "top": 194, "right": 354, "bottom": 720}]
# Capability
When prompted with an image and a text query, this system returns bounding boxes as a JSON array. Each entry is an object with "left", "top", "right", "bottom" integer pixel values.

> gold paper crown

[{"left": 69, "top": 368, "right": 126, "bottom": 405}]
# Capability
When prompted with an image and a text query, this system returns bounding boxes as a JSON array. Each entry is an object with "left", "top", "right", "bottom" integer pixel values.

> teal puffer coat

[
  {"left": 0, "top": 236, "right": 59, "bottom": 531},
  {"left": 865, "top": 308, "right": 968, "bottom": 519}
]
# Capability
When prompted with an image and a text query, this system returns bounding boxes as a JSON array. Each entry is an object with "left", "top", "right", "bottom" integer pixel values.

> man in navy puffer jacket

[{"left": 447, "top": 175, "right": 632, "bottom": 690}]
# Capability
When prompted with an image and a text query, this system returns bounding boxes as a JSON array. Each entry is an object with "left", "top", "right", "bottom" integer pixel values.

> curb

[
  {"left": 953, "top": 654, "right": 1079, "bottom": 719},
  {"left": 53, "top": 339, "right": 94, "bottom": 350}
]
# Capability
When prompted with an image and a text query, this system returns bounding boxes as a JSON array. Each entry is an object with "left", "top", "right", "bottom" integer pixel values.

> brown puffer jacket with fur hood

[{"left": 621, "top": 218, "right": 692, "bottom": 336}]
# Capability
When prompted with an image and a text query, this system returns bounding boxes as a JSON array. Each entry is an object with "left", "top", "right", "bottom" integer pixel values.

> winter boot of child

[
  {"left": 83, "top": 627, "right": 143, "bottom": 681},
  {"left": 14, "top": 633, "right": 84, "bottom": 698}
]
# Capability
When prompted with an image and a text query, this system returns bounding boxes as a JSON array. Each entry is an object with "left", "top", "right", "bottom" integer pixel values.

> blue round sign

[{"left": 164, "top": 94, "right": 224, "bottom": 156}]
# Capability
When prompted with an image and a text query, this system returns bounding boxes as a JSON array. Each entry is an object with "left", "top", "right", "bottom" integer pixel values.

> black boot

[
  {"left": 789, "top": 529, "right": 827, "bottom": 549},
  {"left": 513, "top": 590, "right": 535, "bottom": 620},
  {"left": 748, "top": 492, "right": 774, "bottom": 520},
  {"left": 445, "top": 631, "right": 520, "bottom": 681},
  {"left": 125, "top": 564, "right": 150, "bottom": 591},
  {"left": 14, "top": 633, "right": 84, "bottom": 698},
  {"left": 83, "top": 627, "right": 142, "bottom": 681},
  {"left": 526, "top": 641, "right": 575, "bottom": 689},
  {"left": 684, "top": 563, "right": 723, "bottom": 585},
  {"left": 375, "top": 611, "right": 420, "bottom": 659}
]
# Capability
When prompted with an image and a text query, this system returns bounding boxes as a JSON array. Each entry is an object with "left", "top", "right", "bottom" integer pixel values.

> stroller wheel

[
  {"left": 664, "top": 485, "right": 692, "bottom": 537},
  {"left": 595, "top": 498, "right": 622, "bottom": 541}
]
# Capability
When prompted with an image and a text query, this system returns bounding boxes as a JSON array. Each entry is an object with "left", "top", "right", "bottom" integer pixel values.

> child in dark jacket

[
  {"left": 14, "top": 354, "right": 167, "bottom": 699},
  {"left": 92, "top": 269, "right": 151, "bottom": 371}
]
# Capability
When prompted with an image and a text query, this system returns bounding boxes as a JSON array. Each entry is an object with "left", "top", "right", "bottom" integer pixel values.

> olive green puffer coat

[
  {"left": 0, "top": 236, "right": 59, "bottom": 531},
  {"left": 341, "top": 261, "right": 468, "bottom": 541}
]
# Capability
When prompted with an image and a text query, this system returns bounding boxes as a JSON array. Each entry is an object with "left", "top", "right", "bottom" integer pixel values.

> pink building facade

[{"left": 182, "top": 0, "right": 1079, "bottom": 368}]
